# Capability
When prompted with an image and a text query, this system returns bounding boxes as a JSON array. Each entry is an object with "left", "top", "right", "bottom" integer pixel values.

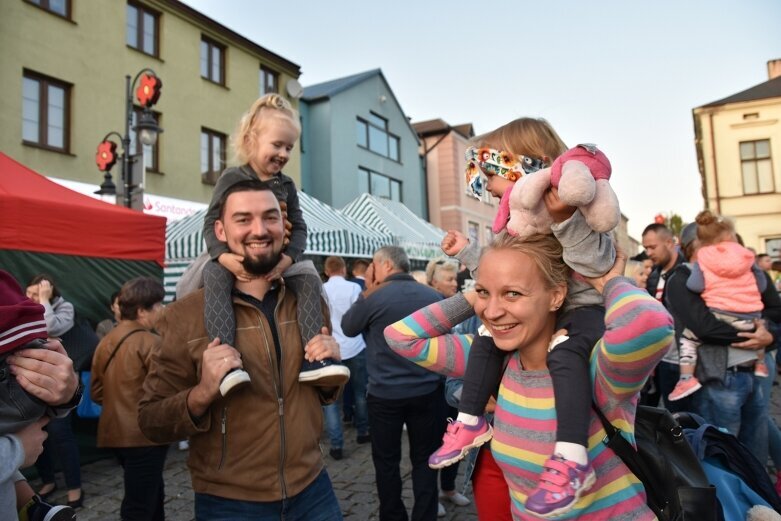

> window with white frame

[{"left": 740, "top": 139, "right": 774, "bottom": 194}]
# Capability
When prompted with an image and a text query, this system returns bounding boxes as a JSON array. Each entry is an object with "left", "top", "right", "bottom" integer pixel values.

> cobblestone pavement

[
  {"left": 31, "top": 387, "right": 781, "bottom": 520},
  {"left": 33, "top": 422, "right": 478, "bottom": 520}
]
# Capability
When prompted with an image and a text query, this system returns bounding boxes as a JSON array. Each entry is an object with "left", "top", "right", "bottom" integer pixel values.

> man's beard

[{"left": 240, "top": 236, "right": 282, "bottom": 276}]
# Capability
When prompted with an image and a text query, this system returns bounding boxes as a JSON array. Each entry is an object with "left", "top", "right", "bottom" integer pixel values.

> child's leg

[
  {"left": 203, "top": 261, "right": 237, "bottom": 346},
  {"left": 525, "top": 305, "right": 603, "bottom": 517},
  {"left": 547, "top": 305, "right": 605, "bottom": 460},
  {"left": 667, "top": 329, "right": 703, "bottom": 401},
  {"left": 428, "top": 335, "right": 500, "bottom": 469},
  {"left": 284, "top": 260, "right": 350, "bottom": 386}
]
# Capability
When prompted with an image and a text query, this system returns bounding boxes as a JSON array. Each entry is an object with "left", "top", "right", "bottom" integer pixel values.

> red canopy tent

[{"left": 0, "top": 152, "right": 166, "bottom": 323}]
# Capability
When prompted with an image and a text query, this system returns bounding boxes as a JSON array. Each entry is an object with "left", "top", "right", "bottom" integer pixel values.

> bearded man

[{"left": 139, "top": 180, "right": 345, "bottom": 520}]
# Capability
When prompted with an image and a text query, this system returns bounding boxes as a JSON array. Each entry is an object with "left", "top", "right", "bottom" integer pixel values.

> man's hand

[
  {"left": 542, "top": 188, "right": 577, "bottom": 223},
  {"left": 265, "top": 253, "right": 293, "bottom": 282},
  {"left": 364, "top": 263, "right": 377, "bottom": 290},
  {"left": 218, "top": 253, "right": 255, "bottom": 283},
  {"left": 441, "top": 230, "right": 469, "bottom": 257},
  {"left": 732, "top": 320, "right": 774, "bottom": 350},
  {"left": 583, "top": 247, "right": 627, "bottom": 294},
  {"left": 187, "top": 338, "right": 244, "bottom": 418},
  {"left": 305, "top": 327, "right": 341, "bottom": 362},
  {"left": 8, "top": 339, "right": 78, "bottom": 406},
  {"left": 15, "top": 417, "right": 49, "bottom": 468}
]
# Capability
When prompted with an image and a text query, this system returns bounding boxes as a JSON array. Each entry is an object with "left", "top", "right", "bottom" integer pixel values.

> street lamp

[{"left": 95, "top": 68, "right": 163, "bottom": 209}]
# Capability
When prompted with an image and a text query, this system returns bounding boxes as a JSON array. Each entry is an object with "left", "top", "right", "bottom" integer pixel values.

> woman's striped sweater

[{"left": 384, "top": 277, "right": 673, "bottom": 520}]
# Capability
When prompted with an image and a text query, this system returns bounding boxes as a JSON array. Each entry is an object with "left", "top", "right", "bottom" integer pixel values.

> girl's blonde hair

[
  {"left": 473, "top": 117, "right": 567, "bottom": 163},
  {"left": 482, "top": 232, "right": 571, "bottom": 291},
  {"left": 695, "top": 209, "right": 736, "bottom": 246},
  {"left": 231, "top": 94, "right": 301, "bottom": 164}
]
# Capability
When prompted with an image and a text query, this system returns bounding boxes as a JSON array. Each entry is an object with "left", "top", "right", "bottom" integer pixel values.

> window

[
  {"left": 468, "top": 222, "right": 479, "bottom": 244},
  {"left": 126, "top": 3, "right": 158, "bottom": 56},
  {"left": 356, "top": 113, "right": 401, "bottom": 162},
  {"left": 201, "top": 36, "right": 225, "bottom": 85},
  {"left": 130, "top": 107, "right": 160, "bottom": 172},
  {"left": 259, "top": 66, "right": 278, "bottom": 95},
  {"left": 484, "top": 226, "right": 493, "bottom": 245},
  {"left": 201, "top": 128, "right": 226, "bottom": 184},
  {"left": 22, "top": 71, "right": 70, "bottom": 152},
  {"left": 358, "top": 167, "right": 402, "bottom": 201},
  {"left": 740, "top": 139, "right": 774, "bottom": 194},
  {"left": 25, "top": 0, "right": 70, "bottom": 18}
]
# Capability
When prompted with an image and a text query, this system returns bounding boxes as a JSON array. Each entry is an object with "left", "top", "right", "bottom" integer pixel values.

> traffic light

[
  {"left": 136, "top": 73, "right": 163, "bottom": 108},
  {"left": 95, "top": 140, "right": 118, "bottom": 172}
]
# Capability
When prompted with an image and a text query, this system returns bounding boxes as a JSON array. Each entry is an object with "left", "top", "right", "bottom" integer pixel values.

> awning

[{"left": 341, "top": 194, "right": 445, "bottom": 260}]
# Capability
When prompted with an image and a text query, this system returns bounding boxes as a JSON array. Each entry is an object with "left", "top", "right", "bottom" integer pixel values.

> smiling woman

[{"left": 384, "top": 231, "right": 674, "bottom": 520}]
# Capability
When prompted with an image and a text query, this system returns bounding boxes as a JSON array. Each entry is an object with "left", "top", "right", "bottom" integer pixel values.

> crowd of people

[{"left": 2, "top": 92, "right": 780, "bottom": 521}]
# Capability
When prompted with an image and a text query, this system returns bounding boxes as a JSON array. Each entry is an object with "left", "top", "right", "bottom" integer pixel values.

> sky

[{"left": 182, "top": 0, "right": 780, "bottom": 239}]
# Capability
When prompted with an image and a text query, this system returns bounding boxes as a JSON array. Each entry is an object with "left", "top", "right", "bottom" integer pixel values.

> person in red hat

[{"left": 0, "top": 270, "right": 81, "bottom": 520}]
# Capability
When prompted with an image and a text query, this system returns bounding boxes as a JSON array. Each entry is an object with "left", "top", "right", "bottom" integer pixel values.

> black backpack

[{"left": 594, "top": 404, "right": 723, "bottom": 521}]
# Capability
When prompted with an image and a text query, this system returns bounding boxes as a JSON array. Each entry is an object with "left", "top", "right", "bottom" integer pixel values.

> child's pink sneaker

[
  {"left": 428, "top": 417, "right": 493, "bottom": 469},
  {"left": 668, "top": 377, "right": 702, "bottom": 401},
  {"left": 754, "top": 359, "right": 770, "bottom": 378},
  {"left": 525, "top": 454, "right": 596, "bottom": 518}
]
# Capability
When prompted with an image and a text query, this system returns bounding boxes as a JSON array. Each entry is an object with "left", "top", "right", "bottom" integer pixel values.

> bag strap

[{"left": 103, "top": 329, "right": 145, "bottom": 373}]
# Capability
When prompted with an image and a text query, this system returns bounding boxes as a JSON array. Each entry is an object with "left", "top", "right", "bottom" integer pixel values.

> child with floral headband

[{"left": 436, "top": 117, "right": 616, "bottom": 517}]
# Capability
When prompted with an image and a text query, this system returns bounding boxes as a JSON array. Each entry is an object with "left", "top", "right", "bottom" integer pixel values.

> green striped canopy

[{"left": 341, "top": 194, "right": 446, "bottom": 260}]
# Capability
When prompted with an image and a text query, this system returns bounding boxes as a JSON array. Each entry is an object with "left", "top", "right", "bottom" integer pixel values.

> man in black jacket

[{"left": 342, "top": 246, "right": 444, "bottom": 521}]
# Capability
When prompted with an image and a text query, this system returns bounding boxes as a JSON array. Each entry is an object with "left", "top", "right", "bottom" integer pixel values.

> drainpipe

[{"left": 708, "top": 112, "right": 722, "bottom": 214}]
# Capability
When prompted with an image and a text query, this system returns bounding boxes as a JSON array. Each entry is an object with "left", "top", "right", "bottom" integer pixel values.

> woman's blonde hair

[
  {"left": 473, "top": 117, "right": 567, "bottom": 163},
  {"left": 425, "top": 258, "right": 458, "bottom": 285},
  {"left": 695, "top": 209, "right": 735, "bottom": 246},
  {"left": 231, "top": 94, "right": 301, "bottom": 164},
  {"left": 482, "top": 232, "right": 571, "bottom": 291}
]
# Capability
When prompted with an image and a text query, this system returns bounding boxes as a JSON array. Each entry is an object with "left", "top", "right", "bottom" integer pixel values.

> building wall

[
  {"left": 0, "top": 0, "right": 301, "bottom": 206},
  {"left": 302, "top": 74, "right": 426, "bottom": 218},
  {"left": 693, "top": 97, "right": 781, "bottom": 253}
]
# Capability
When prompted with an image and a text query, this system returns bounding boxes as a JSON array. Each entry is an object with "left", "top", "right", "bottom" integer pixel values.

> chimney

[{"left": 768, "top": 59, "right": 781, "bottom": 80}]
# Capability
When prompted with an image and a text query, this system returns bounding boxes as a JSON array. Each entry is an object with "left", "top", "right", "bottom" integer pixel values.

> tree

[{"left": 654, "top": 212, "right": 684, "bottom": 239}]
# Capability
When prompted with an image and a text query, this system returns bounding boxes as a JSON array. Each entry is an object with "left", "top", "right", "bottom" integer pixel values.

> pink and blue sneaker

[
  {"left": 524, "top": 454, "right": 596, "bottom": 518},
  {"left": 428, "top": 417, "right": 493, "bottom": 469}
]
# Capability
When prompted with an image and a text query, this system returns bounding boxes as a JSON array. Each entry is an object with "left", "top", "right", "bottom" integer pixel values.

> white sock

[
  {"left": 554, "top": 442, "right": 588, "bottom": 465},
  {"left": 456, "top": 412, "right": 480, "bottom": 426}
]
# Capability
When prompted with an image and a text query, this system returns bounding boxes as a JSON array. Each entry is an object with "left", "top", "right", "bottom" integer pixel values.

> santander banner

[{"left": 50, "top": 178, "right": 207, "bottom": 222}]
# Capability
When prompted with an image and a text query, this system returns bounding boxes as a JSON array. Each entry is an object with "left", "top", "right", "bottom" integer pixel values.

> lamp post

[{"left": 95, "top": 68, "right": 163, "bottom": 209}]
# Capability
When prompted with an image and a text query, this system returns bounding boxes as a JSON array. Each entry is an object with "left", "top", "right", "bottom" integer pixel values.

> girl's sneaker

[
  {"left": 428, "top": 417, "right": 493, "bottom": 469},
  {"left": 754, "top": 359, "right": 770, "bottom": 378},
  {"left": 667, "top": 377, "right": 702, "bottom": 401},
  {"left": 525, "top": 454, "right": 596, "bottom": 518}
]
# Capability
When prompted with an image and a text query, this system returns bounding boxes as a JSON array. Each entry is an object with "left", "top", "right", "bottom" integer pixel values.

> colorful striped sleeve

[
  {"left": 592, "top": 277, "right": 674, "bottom": 433},
  {"left": 384, "top": 293, "right": 475, "bottom": 378}
]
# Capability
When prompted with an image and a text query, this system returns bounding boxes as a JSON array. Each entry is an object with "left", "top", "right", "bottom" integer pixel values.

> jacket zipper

[{"left": 218, "top": 406, "right": 228, "bottom": 470}]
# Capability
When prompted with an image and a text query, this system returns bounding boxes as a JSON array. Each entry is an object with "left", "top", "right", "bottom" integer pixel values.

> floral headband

[{"left": 464, "top": 147, "right": 547, "bottom": 199}]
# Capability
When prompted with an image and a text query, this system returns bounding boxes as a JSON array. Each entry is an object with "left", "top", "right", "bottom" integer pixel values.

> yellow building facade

[
  {"left": 0, "top": 0, "right": 301, "bottom": 208},
  {"left": 692, "top": 60, "right": 781, "bottom": 256}
]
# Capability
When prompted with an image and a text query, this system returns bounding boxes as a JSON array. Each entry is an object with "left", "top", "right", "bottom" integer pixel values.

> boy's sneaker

[
  {"left": 299, "top": 359, "right": 350, "bottom": 387},
  {"left": 525, "top": 454, "right": 596, "bottom": 518},
  {"left": 754, "top": 360, "right": 770, "bottom": 378},
  {"left": 428, "top": 417, "right": 493, "bottom": 469},
  {"left": 667, "top": 377, "right": 702, "bottom": 401},
  {"left": 20, "top": 496, "right": 76, "bottom": 521}
]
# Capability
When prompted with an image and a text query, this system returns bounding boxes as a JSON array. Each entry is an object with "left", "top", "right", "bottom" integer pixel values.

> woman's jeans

[{"left": 35, "top": 414, "right": 81, "bottom": 489}]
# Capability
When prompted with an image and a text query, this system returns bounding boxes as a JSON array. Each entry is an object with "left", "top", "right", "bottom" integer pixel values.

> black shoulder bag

[
  {"left": 593, "top": 404, "right": 723, "bottom": 521},
  {"left": 102, "top": 329, "right": 145, "bottom": 372}
]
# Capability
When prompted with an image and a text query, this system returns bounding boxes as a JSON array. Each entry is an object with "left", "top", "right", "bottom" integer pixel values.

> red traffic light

[
  {"left": 96, "top": 140, "right": 118, "bottom": 172},
  {"left": 136, "top": 73, "right": 162, "bottom": 108}
]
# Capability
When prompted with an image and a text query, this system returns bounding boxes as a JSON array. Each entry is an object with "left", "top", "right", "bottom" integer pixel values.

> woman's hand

[
  {"left": 218, "top": 253, "right": 255, "bottom": 283},
  {"left": 583, "top": 246, "right": 627, "bottom": 295},
  {"left": 37, "top": 280, "right": 54, "bottom": 303},
  {"left": 732, "top": 319, "right": 774, "bottom": 350},
  {"left": 463, "top": 290, "right": 477, "bottom": 307}
]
